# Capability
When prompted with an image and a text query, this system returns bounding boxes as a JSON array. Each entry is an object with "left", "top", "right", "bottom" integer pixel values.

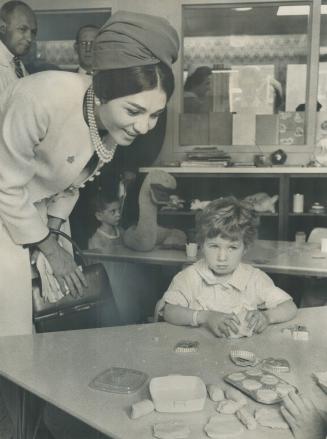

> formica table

[
  {"left": 1, "top": 307, "right": 327, "bottom": 439},
  {"left": 84, "top": 239, "right": 327, "bottom": 277}
]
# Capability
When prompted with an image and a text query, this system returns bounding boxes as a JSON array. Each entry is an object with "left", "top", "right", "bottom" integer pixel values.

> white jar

[{"left": 293, "top": 194, "right": 304, "bottom": 213}]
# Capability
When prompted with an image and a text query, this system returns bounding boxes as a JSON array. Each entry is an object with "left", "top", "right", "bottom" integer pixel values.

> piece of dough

[
  {"left": 216, "top": 399, "right": 240, "bottom": 414},
  {"left": 225, "top": 388, "right": 247, "bottom": 407},
  {"left": 245, "top": 368, "right": 262, "bottom": 377},
  {"left": 255, "top": 408, "right": 289, "bottom": 429},
  {"left": 256, "top": 389, "right": 278, "bottom": 403},
  {"left": 236, "top": 407, "right": 257, "bottom": 430},
  {"left": 130, "top": 399, "right": 154, "bottom": 419},
  {"left": 261, "top": 375, "right": 279, "bottom": 385},
  {"left": 153, "top": 421, "right": 190, "bottom": 439},
  {"left": 228, "top": 309, "right": 254, "bottom": 339},
  {"left": 204, "top": 414, "right": 244, "bottom": 438},
  {"left": 207, "top": 385, "right": 225, "bottom": 402},
  {"left": 242, "top": 379, "right": 262, "bottom": 391},
  {"left": 228, "top": 373, "right": 246, "bottom": 382}
]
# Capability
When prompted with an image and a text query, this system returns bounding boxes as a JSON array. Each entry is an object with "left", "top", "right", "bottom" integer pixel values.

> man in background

[
  {"left": 0, "top": 0, "right": 37, "bottom": 92},
  {"left": 74, "top": 24, "right": 98, "bottom": 74}
]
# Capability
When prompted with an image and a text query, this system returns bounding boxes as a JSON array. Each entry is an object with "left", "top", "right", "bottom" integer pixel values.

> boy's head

[
  {"left": 93, "top": 191, "right": 121, "bottom": 227},
  {"left": 196, "top": 196, "right": 258, "bottom": 275}
]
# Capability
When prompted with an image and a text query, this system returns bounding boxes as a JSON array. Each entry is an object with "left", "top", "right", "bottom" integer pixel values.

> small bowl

[
  {"left": 261, "top": 358, "right": 290, "bottom": 373},
  {"left": 230, "top": 350, "right": 258, "bottom": 367}
]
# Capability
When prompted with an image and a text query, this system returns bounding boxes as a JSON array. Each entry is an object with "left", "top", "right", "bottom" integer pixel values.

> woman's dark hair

[
  {"left": 184, "top": 66, "right": 212, "bottom": 92},
  {"left": 93, "top": 61, "right": 174, "bottom": 103},
  {"left": 196, "top": 196, "right": 259, "bottom": 248}
]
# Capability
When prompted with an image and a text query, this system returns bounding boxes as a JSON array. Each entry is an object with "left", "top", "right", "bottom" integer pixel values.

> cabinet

[{"left": 140, "top": 166, "right": 327, "bottom": 241}]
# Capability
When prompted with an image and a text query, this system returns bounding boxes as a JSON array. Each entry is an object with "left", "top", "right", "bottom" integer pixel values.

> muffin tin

[{"left": 224, "top": 369, "right": 297, "bottom": 404}]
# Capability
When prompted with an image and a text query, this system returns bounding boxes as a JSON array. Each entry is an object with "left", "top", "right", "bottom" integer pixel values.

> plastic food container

[
  {"left": 149, "top": 375, "right": 206, "bottom": 412},
  {"left": 89, "top": 367, "right": 148, "bottom": 394}
]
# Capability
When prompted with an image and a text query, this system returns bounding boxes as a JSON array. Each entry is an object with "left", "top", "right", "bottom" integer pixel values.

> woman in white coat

[
  {"left": 0, "top": 10, "right": 179, "bottom": 338},
  {"left": 0, "top": 10, "right": 179, "bottom": 439}
]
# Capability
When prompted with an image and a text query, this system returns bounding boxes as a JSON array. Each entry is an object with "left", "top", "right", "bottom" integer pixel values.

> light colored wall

[{"left": 15, "top": 0, "right": 112, "bottom": 10}]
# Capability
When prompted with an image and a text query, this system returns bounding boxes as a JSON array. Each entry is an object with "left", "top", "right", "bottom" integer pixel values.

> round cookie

[
  {"left": 242, "top": 379, "right": 262, "bottom": 391},
  {"left": 228, "top": 372, "right": 246, "bottom": 382},
  {"left": 261, "top": 375, "right": 279, "bottom": 386},
  {"left": 246, "top": 369, "right": 262, "bottom": 377},
  {"left": 256, "top": 389, "right": 278, "bottom": 403}
]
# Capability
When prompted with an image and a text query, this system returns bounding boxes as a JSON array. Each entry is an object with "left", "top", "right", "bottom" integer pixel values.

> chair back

[{"left": 307, "top": 227, "right": 327, "bottom": 243}]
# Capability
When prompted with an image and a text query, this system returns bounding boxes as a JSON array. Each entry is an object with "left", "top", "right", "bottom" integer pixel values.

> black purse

[{"left": 32, "top": 229, "right": 120, "bottom": 331}]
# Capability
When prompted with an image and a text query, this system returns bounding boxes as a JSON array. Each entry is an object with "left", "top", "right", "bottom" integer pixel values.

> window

[
  {"left": 181, "top": 3, "right": 310, "bottom": 147},
  {"left": 22, "top": 9, "right": 110, "bottom": 70}
]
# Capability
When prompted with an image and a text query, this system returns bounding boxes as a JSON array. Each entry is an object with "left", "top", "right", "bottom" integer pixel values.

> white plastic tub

[{"left": 149, "top": 375, "right": 206, "bottom": 413}]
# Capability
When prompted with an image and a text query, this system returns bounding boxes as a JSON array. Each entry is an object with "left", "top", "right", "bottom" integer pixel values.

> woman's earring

[{"left": 94, "top": 96, "right": 101, "bottom": 106}]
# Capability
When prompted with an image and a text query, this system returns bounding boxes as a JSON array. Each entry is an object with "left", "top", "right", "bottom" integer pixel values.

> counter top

[{"left": 139, "top": 166, "right": 327, "bottom": 174}]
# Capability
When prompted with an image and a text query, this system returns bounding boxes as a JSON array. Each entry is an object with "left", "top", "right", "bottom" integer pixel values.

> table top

[
  {"left": 84, "top": 239, "right": 327, "bottom": 277},
  {"left": 0, "top": 307, "right": 326, "bottom": 439}
]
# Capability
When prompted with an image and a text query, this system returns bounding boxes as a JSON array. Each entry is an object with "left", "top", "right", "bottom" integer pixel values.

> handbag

[{"left": 32, "top": 229, "right": 119, "bottom": 328}]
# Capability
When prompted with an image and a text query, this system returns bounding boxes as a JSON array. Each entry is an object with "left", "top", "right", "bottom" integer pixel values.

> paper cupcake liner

[{"left": 230, "top": 350, "right": 258, "bottom": 367}]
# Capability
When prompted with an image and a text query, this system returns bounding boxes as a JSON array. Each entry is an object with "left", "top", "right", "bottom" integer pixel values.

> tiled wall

[
  {"left": 36, "top": 40, "right": 77, "bottom": 68},
  {"left": 184, "top": 34, "right": 307, "bottom": 68}
]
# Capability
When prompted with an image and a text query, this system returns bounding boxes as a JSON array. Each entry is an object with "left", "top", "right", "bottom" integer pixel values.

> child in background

[
  {"left": 88, "top": 190, "right": 122, "bottom": 250},
  {"left": 158, "top": 196, "right": 297, "bottom": 337}
]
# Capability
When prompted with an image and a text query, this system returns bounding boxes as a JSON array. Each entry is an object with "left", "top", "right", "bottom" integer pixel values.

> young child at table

[
  {"left": 88, "top": 190, "right": 122, "bottom": 250},
  {"left": 157, "top": 196, "right": 297, "bottom": 337}
]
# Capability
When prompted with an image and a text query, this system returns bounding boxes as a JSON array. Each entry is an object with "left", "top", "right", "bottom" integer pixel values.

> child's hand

[
  {"left": 245, "top": 310, "right": 269, "bottom": 333},
  {"left": 205, "top": 311, "right": 240, "bottom": 337},
  {"left": 281, "top": 392, "right": 327, "bottom": 439}
]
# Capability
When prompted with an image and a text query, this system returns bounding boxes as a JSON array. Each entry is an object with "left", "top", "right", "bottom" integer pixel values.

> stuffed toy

[
  {"left": 122, "top": 170, "right": 187, "bottom": 251},
  {"left": 243, "top": 193, "right": 279, "bottom": 213}
]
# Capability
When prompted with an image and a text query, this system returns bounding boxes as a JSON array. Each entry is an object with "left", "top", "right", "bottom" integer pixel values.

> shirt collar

[
  {"left": 0, "top": 40, "right": 14, "bottom": 67},
  {"left": 194, "top": 259, "right": 252, "bottom": 291}
]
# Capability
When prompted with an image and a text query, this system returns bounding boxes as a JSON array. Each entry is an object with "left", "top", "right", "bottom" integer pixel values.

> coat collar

[{"left": 0, "top": 40, "right": 14, "bottom": 67}]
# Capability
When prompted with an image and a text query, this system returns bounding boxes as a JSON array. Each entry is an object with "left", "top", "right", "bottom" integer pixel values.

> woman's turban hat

[{"left": 92, "top": 10, "right": 179, "bottom": 71}]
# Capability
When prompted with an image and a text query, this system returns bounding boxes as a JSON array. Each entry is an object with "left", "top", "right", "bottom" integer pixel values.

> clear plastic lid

[{"left": 89, "top": 367, "right": 148, "bottom": 394}]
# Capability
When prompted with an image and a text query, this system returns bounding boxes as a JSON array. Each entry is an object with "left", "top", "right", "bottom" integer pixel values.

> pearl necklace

[{"left": 86, "top": 85, "right": 117, "bottom": 163}]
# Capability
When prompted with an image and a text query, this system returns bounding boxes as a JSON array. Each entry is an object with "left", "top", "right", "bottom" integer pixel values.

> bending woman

[{"left": 0, "top": 10, "right": 179, "bottom": 337}]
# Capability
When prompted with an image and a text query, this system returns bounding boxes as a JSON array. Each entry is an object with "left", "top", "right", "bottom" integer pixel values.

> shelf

[
  {"left": 140, "top": 166, "right": 327, "bottom": 175},
  {"left": 159, "top": 210, "right": 278, "bottom": 217},
  {"left": 151, "top": 170, "right": 327, "bottom": 241},
  {"left": 289, "top": 213, "right": 327, "bottom": 217},
  {"left": 159, "top": 210, "right": 194, "bottom": 216}
]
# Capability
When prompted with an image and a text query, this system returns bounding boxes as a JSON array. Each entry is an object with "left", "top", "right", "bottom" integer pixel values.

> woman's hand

[
  {"left": 200, "top": 310, "right": 240, "bottom": 337},
  {"left": 37, "top": 234, "right": 87, "bottom": 297},
  {"left": 281, "top": 392, "right": 327, "bottom": 439},
  {"left": 245, "top": 310, "right": 270, "bottom": 333}
]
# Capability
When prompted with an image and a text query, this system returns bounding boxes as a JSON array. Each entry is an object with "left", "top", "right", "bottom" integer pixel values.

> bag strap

[{"left": 49, "top": 229, "right": 87, "bottom": 266}]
